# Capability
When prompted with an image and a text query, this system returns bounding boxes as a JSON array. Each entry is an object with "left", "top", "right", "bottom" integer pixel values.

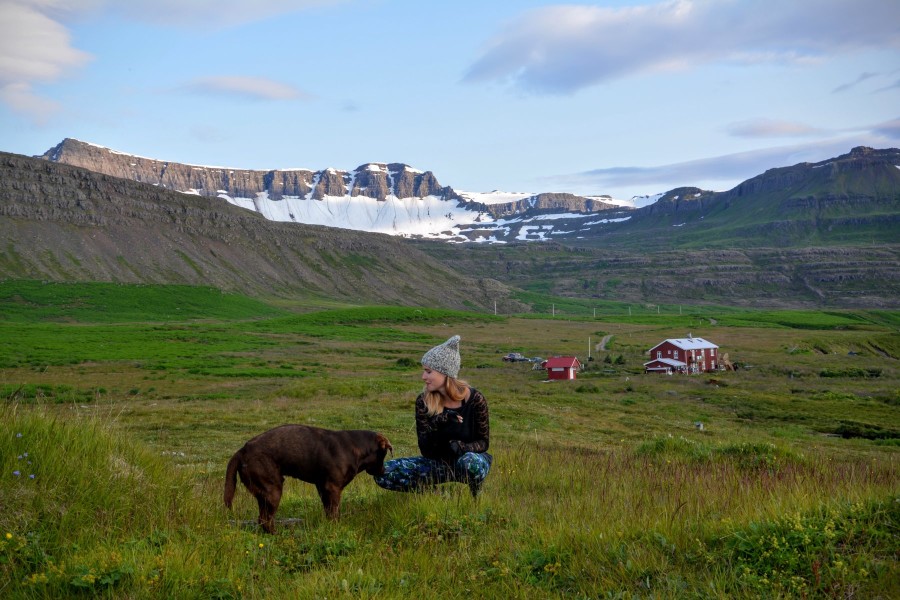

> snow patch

[{"left": 456, "top": 190, "right": 534, "bottom": 205}]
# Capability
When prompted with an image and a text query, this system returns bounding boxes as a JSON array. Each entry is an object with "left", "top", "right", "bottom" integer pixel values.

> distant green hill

[{"left": 572, "top": 146, "right": 900, "bottom": 251}]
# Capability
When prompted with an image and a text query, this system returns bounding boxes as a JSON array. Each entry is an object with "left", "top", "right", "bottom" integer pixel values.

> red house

[
  {"left": 644, "top": 336, "right": 719, "bottom": 374},
  {"left": 542, "top": 356, "right": 582, "bottom": 380}
]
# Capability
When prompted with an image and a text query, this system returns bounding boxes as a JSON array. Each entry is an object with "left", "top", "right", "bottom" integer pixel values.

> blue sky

[{"left": 1, "top": 0, "right": 898, "bottom": 199}]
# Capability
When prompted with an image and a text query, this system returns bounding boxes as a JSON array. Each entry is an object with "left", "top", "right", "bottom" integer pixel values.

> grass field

[{"left": 1, "top": 281, "right": 897, "bottom": 599}]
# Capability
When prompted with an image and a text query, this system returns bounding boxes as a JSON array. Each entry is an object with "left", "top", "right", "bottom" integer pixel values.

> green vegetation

[
  {"left": 1, "top": 281, "right": 897, "bottom": 598},
  {"left": 0, "top": 280, "right": 285, "bottom": 323}
]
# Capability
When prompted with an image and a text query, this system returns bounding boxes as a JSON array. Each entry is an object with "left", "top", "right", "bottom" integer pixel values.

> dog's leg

[{"left": 315, "top": 482, "right": 343, "bottom": 520}]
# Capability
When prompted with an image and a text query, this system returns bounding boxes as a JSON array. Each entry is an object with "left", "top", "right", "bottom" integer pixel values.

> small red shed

[
  {"left": 644, "top": 335, "right": 719, "bottom": 374},
  {"left": 542, "top": 356, "right": 582, "bottom": 380}
]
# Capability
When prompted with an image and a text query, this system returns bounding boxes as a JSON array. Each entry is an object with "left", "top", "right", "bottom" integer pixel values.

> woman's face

[{"left": 421, "top": 367, "right": 446, "bottom": 393}]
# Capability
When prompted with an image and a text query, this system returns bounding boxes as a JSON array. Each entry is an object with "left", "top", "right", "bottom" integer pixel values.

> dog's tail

[{"left": 223, "top": 451, "right": 241, "bottom": 509}]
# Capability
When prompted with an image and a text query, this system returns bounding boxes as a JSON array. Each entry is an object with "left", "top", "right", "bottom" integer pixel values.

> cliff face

[
  {"left": 40, "top": 139, "right": 450, "bottom": 202},
  {"left": 482, "top": 193, "right": 618, "bottom": 219},
  {"left": 1, "top": 151, "right": 524, "bottom": 311},
  {"left": 40, "top": 139, "right": 619, "bottom": 223}
]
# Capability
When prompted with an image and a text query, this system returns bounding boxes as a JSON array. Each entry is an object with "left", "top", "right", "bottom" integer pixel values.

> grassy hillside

[
  {"left": 415, "top": 241, "right": 900, "bottom": 310},
  {"left": 0, "top": 280, "right": 287, "bottom": 323},
  {"left": 0, "top": 152, "right": 523, "bottom": 313},
  {"left": 1, "top": 282, "right": 898, "bottom": 598},
  {"left": 581, "top": 149, "right": 900, "bottom": 251}
]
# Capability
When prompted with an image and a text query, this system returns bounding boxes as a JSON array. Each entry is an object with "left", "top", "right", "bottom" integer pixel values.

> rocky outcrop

[
  {"left": 40, "top": 139, "right": 622, "bottom": 225},
  {"left": 349, "top": 163, "right": 447, "bottom": 200},
  {"left": 483, "top": 192, "right": 619, "bottom": 219},
  {"left": 40, "top": 139, "right": 450, "bottom": 202}
]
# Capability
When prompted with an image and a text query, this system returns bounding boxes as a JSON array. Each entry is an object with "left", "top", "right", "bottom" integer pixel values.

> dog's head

[{"left": 364, "top": 433, "right": 393, "bottom": 476}]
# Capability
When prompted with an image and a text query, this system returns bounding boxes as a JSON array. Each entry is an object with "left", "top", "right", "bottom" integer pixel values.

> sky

[{"left": 1, "top": 0, "right": 899, "bottom": 201}]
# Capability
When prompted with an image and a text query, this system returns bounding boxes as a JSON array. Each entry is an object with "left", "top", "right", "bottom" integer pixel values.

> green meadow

[{"left": 1, "top": 281, "right": 897, "bottom": 599}]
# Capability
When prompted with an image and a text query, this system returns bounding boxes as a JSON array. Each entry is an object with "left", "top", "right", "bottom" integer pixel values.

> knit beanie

[{"left": 421, "top": 335, "right": 461, "bottom": 378}]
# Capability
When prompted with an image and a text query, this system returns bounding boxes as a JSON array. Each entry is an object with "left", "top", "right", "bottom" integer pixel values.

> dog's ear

[{"left": 377, "top": 434, "right": 393, "bottom": 457}]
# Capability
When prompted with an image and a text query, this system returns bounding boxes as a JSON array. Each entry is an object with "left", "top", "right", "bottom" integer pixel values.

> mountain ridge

[
  {"left": 0, "top": 151, "right": 524, "bottom": 311},
  {"left": 38, "top": 139, "right": 900, "bottom": 249},
  {"left": 39, "top": 139, "right": 624, "bottom": 241},
  {"left": 2, "top": 149, "right": 898, "bottom": 308}
]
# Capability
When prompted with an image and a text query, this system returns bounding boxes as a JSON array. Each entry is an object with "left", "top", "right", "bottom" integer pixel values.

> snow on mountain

[
  {"left": 220, "top": 191, "right": 478, "bottom": 239},
  {"left": 214, "top": 190, "right": 632, "bottom": 243},
  {"left": 629, "top": 193, "right": 665, "bottom": 208},
  {"left": 455, "top": 190, "right": 535, "bottom": 205},
  {"left": 40, "top": 138, "right": 640, "bottom": 244}
]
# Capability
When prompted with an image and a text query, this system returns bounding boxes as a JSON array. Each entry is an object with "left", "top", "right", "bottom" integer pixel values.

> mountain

[
  {"left": 39, "top": 140, "right": 900, "bottom": 250},
  {"left": 559, "top": 146, "right": 900, "bottom": 250},
  {"left": 39, "top": 139, "right": 623, "bottom": 243},
  {"left": 16, "top": 141, "right": 900, "bottom": 309},
  {"left": 0, "top": 151, "right": 524, "bottom": 311}
]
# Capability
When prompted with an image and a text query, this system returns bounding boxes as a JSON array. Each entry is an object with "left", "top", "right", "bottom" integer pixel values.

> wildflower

[
  {"left": 13, "top": 470, "right": 20, "bottom": 476},
  {"left": 5, "top": 533, "right": 11, "bottom": 539},
  {"left": 258, "top": 543, "right": 264, "bottom": 549},
  {"left": 29, "top": 474, "right": 35, "bottom": 479},
  {"left": 16, "top": 433, "right": 22, "bottom": 438}
]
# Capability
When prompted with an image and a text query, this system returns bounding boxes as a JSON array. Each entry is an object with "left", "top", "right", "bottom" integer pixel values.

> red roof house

[
  {"left": 542, "top": 356, "right": 582, "bottom": 380},
  {"left": 644, "top": 335, "right": 719, "bottom": 374}
]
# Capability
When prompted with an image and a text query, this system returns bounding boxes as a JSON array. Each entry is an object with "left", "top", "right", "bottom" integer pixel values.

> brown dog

[{"left": 223, "top": 424, "right": 392, "bottom": 533}]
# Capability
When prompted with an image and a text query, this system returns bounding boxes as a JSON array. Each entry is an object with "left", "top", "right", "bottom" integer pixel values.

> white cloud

[
  {"left": 180, "top": 76, "right": 312, "bottom": 101},
  {"left": 0, "top": 0, "right": 92, "bottom": 120},
  {"left": 545, "top": 118, "right": 900, "bottom": 195},
  {"left": 109, "top": 0, "right": 348, "bottom": 28},
  {"left": 0, "top": 0, "right": 337, "bottom": 119},
  {"left": 872, "top": 118, "right": 900, "bottom": 139},
  {"left": 464, "top": 0, "right": 900, "bottom": 94},
  {"left": 726, "top": 118, "right": 824, "bottom": 139}
]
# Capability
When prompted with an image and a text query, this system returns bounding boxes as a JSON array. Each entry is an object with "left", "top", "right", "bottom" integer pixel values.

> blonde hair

[{"left": 423, "top": 376, "right": 469, "bottom": 416}]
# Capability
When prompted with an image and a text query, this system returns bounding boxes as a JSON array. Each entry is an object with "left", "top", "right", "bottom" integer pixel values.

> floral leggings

[{"left": 374, "top": 452, "right": 493, "bottom": 496}]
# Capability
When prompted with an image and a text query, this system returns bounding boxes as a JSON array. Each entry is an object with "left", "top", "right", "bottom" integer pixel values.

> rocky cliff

[
  {"left": 39, "top": 139, "right": 620, "bottom": 234},
  {"left": 40, "top": 139, "right": 452, "bottom": 202},
  {"left": 480, "top": 192, "right": 618, "bottom": 219}
]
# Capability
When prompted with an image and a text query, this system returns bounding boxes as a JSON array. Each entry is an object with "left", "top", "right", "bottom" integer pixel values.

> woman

[{"left": 374, "top": 335, "right": 492, "bottom": 497}]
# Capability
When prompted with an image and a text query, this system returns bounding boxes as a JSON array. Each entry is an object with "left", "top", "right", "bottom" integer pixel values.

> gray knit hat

[{"left": 421, "top": 335, "right": 461, "bottom": 378}]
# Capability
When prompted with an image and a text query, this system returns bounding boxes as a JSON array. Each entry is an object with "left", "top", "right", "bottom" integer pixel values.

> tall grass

[
  {"left": 2, "top": 412, "right": 896, "bottom": 598},
  {"left": 0, "top": 281, "right": 897, "bottom": 598}
]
